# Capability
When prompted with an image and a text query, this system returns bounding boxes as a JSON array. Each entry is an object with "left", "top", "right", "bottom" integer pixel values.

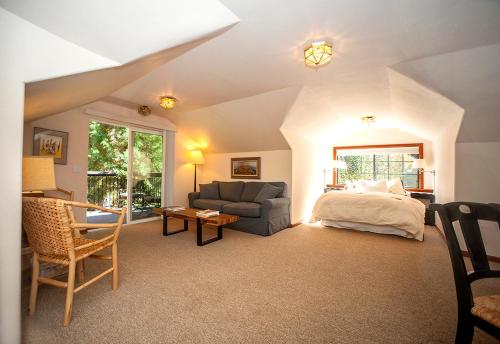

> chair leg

[
  {"left": 112, "top": 243, "right": 118, "bottom": 290},
  {"left": 455, "top": 317, "right": 474, "bottom": 344},
  {"left": 76, "top": 259, "right": 85, "bottom": 283},
  {"left": 63, "top": 259, "right": 76, "bottom": 326},
  {"left": 29, "top": 253, "right": 40, "bottom": 316}
]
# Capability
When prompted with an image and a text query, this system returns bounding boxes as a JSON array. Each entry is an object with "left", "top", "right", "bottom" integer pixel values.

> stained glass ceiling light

[
  {"left": 159, "top": 96, "right": 177, "bottom": 110},
  {"left": 304, "top": 41, "right": 333, "bottom": 68}
]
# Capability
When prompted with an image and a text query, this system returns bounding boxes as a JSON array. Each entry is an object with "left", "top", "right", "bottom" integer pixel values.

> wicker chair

[{"left": 22, "top": 197, "right": 126, "bottom": 326}]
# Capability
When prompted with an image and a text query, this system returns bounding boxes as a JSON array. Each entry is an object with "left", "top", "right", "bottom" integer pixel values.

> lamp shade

[
  {"left": 412, "top": 159, "right": 426, "bottom": 169},
  {"left": 188, "top": 150, "right": 205, "bottom": 165},
  {"left": 22, "top": 156, "right": 56, "bottom": 191}
]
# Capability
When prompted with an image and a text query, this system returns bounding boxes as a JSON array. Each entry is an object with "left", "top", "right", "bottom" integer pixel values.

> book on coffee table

[
  {"left": 165, "top": 206, "right": 185, "bottom": 212},
  {"left": 195, "top": 209, "right": 220, "bottom": 218}
]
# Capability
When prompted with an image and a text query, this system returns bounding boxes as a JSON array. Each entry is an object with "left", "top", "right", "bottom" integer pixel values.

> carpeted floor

[{"left": 22, "top": 220, "right": 499, "bottom": 344}]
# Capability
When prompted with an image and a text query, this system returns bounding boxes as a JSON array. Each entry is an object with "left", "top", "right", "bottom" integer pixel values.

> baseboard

[{"left": 289, "top": 222, "right": 302, "bottom": 228}]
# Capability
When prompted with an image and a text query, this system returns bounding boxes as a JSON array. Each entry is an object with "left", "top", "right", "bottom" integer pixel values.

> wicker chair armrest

[
  {"left": 56, "top": 187, "right": 74, "bottom": 200},
  {"left": 66, "top": 201, "right": 126, "bottom": 215},
  {"left": 74, "top": 234, "right": 115, "bottom": 251},
  {"left": 71, "top": 223, "right": 118, "bottom": 229}
]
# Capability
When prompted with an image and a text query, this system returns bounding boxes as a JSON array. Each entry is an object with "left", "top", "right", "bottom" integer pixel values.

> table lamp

[
  {"left": 188, "top": 150, "right": 205, "bottom": 192},
  {"left": 412, "top": 158, "right": 436, "bottom": 193},
  {"left": 324, "top": 159, "right": 347, "bottom": 187},
  {"left": 22, "top": 156, "right": 56, "bottom": 194}
]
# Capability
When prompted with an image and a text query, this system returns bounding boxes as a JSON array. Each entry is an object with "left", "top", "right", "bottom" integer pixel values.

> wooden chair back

[
  {"left": 431, "top": 202, "right": 500, "bottom": 316},
  {"left": 22, "top": 197, "right": 74, "bottom": 257}
]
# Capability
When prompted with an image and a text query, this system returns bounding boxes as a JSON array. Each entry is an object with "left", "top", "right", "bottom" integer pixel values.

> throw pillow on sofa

[
  {"left": 253, "top": 183, "right": 282, "bottom": 204},
  {"left": 199, "top": 183, "right": 220, "bottom": 200},
  {"left": 214, "top": 181, "right": 245, "bottom": 202}
]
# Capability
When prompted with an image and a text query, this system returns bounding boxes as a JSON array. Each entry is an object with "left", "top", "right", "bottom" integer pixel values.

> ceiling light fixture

[
  {"left": 304, "top": 41, "right": 333, "bottom": 68},
  {"left": 137, "top": 105, "right": 152, "bottom": 116},
  {"left": 159, "top": 96, "right": 177, "bottom": 110},
  {"left": 361, "top": 115, "right": 376, "bottom": 126}
]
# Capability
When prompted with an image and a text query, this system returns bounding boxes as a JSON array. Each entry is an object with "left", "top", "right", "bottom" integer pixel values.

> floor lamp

[{"left": 188, "top": 150, "right": 205, "bottom": 192}]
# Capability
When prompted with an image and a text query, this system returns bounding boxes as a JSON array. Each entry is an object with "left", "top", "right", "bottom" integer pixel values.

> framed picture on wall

[
  {"left": 231, "top": 157, "right": 261, "bottom": 179},
  {"left": 33, "top": 127, "right": 68, "bottom": 165}
]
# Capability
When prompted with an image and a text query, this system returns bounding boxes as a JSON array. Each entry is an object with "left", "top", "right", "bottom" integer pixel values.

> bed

[{"left": 311, "top": 189, "right": 425, "bottom": 241}]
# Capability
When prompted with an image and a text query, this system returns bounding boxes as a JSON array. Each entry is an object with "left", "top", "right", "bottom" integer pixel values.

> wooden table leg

[
  {"left": 197, "top": 220, "right": 223, "bottom": 246},
  {"left": 196, "top": 218, "right": 202, "bottom": 246},
  {"left": 163, "top": 213, "right": 189, "bottom": 236},
  {"left": 162, "top": 213, "right": 168, "bottom": 236}
]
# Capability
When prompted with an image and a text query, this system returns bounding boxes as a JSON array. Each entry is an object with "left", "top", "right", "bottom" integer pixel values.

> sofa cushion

[
  {"left": 192, "top": 199, "right": 233, "bottom": 211},
  {"left": 241, "top": 182, "right": 287, "bottom": 201},
  {"left": 199, "top": 183, "right": 220, "bottom": 200},
  {"left": 214, "top": 181, "right": 244, "bottom": 202},
  {"left": 223, "top": 202, "right": 261, "bottom": 218},
  {"left": 268, "top": 182, "right": 286, "bottom": 197},
  {"left": 241, "top": 182, "right": 265, "bottom": 202},
  {"left": 253, "top": 183, "right": 283, "bottom": 204}
]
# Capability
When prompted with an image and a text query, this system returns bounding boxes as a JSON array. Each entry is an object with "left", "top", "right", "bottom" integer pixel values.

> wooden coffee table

[{"left": 153, "top": 208, "right": 239, "bottom": 246}]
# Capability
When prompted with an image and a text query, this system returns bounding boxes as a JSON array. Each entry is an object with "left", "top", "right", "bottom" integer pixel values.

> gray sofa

[{"left": 188, "top": 181, "right": 291, "bottom": 236}]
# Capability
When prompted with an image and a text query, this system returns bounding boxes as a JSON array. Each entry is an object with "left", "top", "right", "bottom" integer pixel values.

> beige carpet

[{"left": 22, "top": 220, "right": 499, "bottom": 344}]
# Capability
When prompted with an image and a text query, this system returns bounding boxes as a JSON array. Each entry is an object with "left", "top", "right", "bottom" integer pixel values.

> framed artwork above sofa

[{"left": 231, "top": 157, "right": 261, "bottom": 179}]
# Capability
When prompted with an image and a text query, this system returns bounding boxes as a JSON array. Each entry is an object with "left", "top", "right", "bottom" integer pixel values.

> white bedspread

[{"left": 311, "top": 191, "right": 425, "bottom": 241}]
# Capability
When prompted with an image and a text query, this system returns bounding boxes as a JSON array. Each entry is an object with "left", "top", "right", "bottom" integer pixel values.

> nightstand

[
  {"left": 324, "top": 186, "right": 344, "bottom": 193},
  {"left": 410, "top": 192, "right": 436, "bottom": 225}
]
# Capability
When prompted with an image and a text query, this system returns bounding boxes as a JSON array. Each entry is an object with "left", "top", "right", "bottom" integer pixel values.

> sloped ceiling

[
  {"left": 16, "top": 0, "right": 500, "bottom": 148},
  {"left": 392, "top": 43, "right": 500, "bottom": 142},
  {"left": 107, "top": 0, "right": 500, "bottom": 150},
  {"left": 24, "top": 29, "right": 235, "bottom": 121},
  {"left": 167, "top": 86, "right": 301, "bottom": 153},
  {"left": 6, "top": 0, "right": 240, "bottom": 121},
  {"left": 0, "top": 0, "right": 239, "bottom": 64}
]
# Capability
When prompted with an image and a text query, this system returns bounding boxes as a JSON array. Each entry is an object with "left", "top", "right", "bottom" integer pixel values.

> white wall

[
  {"left": 455, "top": 142, "right": 500, "bottom": 257},
  {"left": 282, "top": 130, "right": 326, "bottom": 223},
  {"left": 173, "top": 130, "right": 198, "bottom": 207},
  {"left": 0, "top": 8, "right": 118, "bottom": 343},
  {"left": 23, "top": 109, "right": 90, "bottom": 221},
  {"left": 455, "top": 142, "right": 500, "bottom": 203},
  {"left": 200, "top": 149, "right": 292, "bottom": 194}
]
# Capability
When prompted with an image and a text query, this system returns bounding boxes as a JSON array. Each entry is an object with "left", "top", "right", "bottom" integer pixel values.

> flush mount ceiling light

[
  {"left": 304, "top": 41, "right": 333, "bottom": 68},
  {"left": 137, "top": 105, "right": 152, "bottom": 116},
  {"left": 159, "top": 96, "right": 177, "bottom": 110},
  {"left": 361, "top": 115, "right": 376, "bottom": 126}
]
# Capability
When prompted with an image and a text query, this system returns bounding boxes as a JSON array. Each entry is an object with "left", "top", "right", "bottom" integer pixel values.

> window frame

[{"left": 332, "top": 143, "right": 426, "bottom": 191}]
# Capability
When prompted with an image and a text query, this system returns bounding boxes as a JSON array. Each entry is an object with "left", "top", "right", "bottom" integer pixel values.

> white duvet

[{"left": 311, "top": 191, "right": 425, "bottom": 241}]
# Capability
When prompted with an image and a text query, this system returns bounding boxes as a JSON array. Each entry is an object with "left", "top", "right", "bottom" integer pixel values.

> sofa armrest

[
  {"left": 261, "top": 197, "right": 291, "bottom": 218},
  {"left": 188, "top": 192, "right": 201, "bottom": 208}
]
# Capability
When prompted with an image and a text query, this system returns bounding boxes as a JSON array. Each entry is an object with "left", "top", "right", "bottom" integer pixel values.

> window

[{"left": 333, "top": 143, "right": 423, "bottom": 189}]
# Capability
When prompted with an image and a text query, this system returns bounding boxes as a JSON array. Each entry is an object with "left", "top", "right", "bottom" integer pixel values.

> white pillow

[
  {"left": 344, "top": 180, "right": 356, "bottom": 191},
  {"left": 345, "top": 180, "right": 365, "bottom": 191},
  {"left": 387, "top": 178, "right": 406, "bottom": 195},
  {"left": 359, "top": 180, "right": 388, "bottom": 193}
]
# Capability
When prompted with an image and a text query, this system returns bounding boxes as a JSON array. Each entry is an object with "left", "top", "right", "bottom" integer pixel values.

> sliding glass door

[
  {"left": 87, "top": 120, "right": 164, "bottom": 224},
  {"left": 130, "top": 130, "right": 163, "bottom": 221},
  {"left": 87, "top": 121, "right": 129, "bottom": 224}
]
